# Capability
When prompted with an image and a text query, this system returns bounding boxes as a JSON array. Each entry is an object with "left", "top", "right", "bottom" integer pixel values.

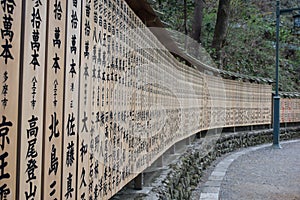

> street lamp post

[
  {"left": 293, "top": 13, "right": 300, "bottom": 34},
  {"left": 294, "top": 14, "right": 300, "bottom": 27},
  {"left": 273, "top": 0, "right": 281, "bottom": 149},
  {"left": 273, "top": 0, "right": 300, "bottom": 149}
]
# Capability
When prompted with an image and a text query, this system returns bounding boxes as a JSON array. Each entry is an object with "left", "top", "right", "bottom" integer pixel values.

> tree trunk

[
  {"left": 191, "top": 0, "right": 204, "bottom": 43},
  {"left": 184, "top": 0, "right": 188, "bottom": 35},
  {"left": 211, "top": 0, "right": 231, "bottom": 67}
]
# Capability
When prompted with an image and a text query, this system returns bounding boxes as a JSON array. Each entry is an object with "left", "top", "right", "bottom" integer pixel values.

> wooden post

[
  {"left": 170, "top": 145, "right": 176, "bottom": 154},
  {"left": 134, "top": 173, "right": 143, "bottom": 190},
  {"left": 186, "top": 136, "right": 191, "bottom": 145},
  {"left": 157, "top": 155, "right": 164, "bottom": 168}
]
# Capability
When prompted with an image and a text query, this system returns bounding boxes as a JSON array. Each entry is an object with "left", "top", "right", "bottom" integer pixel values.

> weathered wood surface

[{"left": 0, "top": 0, "right": 299, "bottom": 200}]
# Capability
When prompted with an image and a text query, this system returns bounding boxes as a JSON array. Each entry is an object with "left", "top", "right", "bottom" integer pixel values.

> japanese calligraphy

[
  {"left": 31, "top": 76, "right": 37, "bottom": 108},
  {"left": 53, "top": 27, "right": 61, "bottom": 48},
  {"left": 30, "top": 5, "right": 42, "bottom": 70},
  {"left": 67, "top": 113, "right": 75, "bottom": 136},
  {"left": 24, "top": 115, "right": 39, "bottom": 198},
  {"left": 63, "top": 0, "right": 81, "bottom": 198},
  {"left": 66, "top": 141, "right": 75, "bottom": 167},
  {"left": 48, "top": 144, "right": 58, "bottom": 175},
  {"left": 0, "top": 147, "right": 10, "bottom": 199},
  {"left": 71, "top": 10, "right": 78, "bottom": 29},
  {"left": 69, "top": 59, "right": 76, "bottom": 77},
  {"left": 0, "top": 0, "right": 15, "bottom": 64},
  {"left": 0, "top": 39, "right": 13, "bottom": 64},
  {"left": 1, "top": 71, "right": 9, "bottom": 109},
  {"left": 0, "top": 116, "right": 12, "bottom": 150},
  {"left": 64, "top": 173, "right": 74, "bottom": 199},
  {"left": 52, "top": 53, "right": 60, "bottom": 73},
  {"left": 49, "top": 112, "right": 60, "bottom": 141},
  {"left": 54, "top": 0, "right": 62, "bottom": 20}
]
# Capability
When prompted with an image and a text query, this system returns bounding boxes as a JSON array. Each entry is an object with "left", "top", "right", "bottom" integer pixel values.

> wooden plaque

[
  {"left": 62, "top": 0, "right": 82, "bottom": 199},
  {"left": 42, "top": 0, "right": 67, "bottom": 199},
  {"left": 19, "top": 0, "right": 47, "bottom": 199},
  {"left": 77, "top": 0, "right": 92, "bottom": 198},
  {"left": 0, "top": 1, "right": 22, "bottom": 199}
]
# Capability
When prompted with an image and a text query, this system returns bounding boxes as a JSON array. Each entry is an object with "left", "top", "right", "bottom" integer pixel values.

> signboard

[
  {"left": 62, "top": 0, "right": 82, "bottom": 199},
  {"left": 0, "top": 1, "right": 22, "bottom": 199},
  {"left": 43, "top": 0, "right": 67, "bottom": 199},
  {"left": 19, "top": 0, "right": 47, "bottom": 199}
]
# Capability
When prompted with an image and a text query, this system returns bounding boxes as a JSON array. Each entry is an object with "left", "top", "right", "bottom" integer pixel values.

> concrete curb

[{"left": 199, "top": 139, "right": 300, "bottom": 200}]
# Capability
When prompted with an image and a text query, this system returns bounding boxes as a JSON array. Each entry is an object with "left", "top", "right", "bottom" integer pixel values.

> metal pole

[{"left": 273, "top": 0, "right": 281, "bottom": 149}]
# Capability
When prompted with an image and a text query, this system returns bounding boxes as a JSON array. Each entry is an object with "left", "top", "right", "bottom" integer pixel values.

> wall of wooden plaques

[
  {"left": 281, "top": 98, "right": 300, "bottom": 123},
  {"left": 0, "top": 0, "right": 300, "bottom": 199}
]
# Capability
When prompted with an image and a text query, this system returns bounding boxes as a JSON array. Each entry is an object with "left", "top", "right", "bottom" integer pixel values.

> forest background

[{"left": 152, "top": 0, "right": 300, "bottom": 92}]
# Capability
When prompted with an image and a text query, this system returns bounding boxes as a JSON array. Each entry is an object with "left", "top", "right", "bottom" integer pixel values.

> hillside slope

[{"left": 153, "top": 0, "right": 300, "bottom": 91}]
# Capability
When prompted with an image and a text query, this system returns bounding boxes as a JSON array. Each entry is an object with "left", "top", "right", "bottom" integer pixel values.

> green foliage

[
  {"left": 154, "top": 0, "right": 300, "bottom": 92},
  {"left": 201, "top": 11, "right": 217, "bottom": 46},
  {"left": 221, "top": 0, "right": 300, "bottom": 92},
  {"left": 153, "top": 0, "right": 195, "bottom": 32}
]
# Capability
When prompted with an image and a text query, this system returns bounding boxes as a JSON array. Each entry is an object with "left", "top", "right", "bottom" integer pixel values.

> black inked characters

[
  {"left": 30, "top": 5, "right": 42, "bottom": 70},
  {"left": 25, "top": 115, "right": 39, "bottom": 199},
  {"left": 70, "top": 35, "right": 77, "bottom": 54},
  {"left": 69, "top": 59, "right": 76, "bottom": 77},
  {"left": 53, "top": 0, "right": 62, "bottom": 20},
  {"left": 81, "top": 112, "right": 88, "bottom": 133},
  {"left": 67, "top": 113, "right": 75, "bottom": 136},
  {"left": 71, "top": 10, "right": 78, "bottom": 29},
  {"left": 0, "top": 116, "right": 12, "bottom": 199},
  {"left": 52, "top": 53, "right": 60, "bottom": 73},
  {"left": 25, "top": 182, "right": 36, "bottom": 200},
  {"left": 0, "top": 39, "right": 13, "bottom": 64},
  {"left": 48, "top": 144, "right": 58, "bottom": 175},
  {"left": 49, "top": 112, "right": 60, "bottom": 141},
  {"left": 64, "top": 173, "right": 74, "bottom": 199},
  {"left": 49, "top": 180, "right": 56, "bottom": 196},
  {"left": 53, "top": 79, "right": 58, "bottom": 106},
  {"left": 53, "top": 27, "right": 61, "bottom": 48},
  {"left": 66, "top": 141, "right": 75, "bottom": 167},
  {"left": 0, "top": 0, "right": 15, "bottom": 64},
  {"left": 0, "top": 116, "right": 11, "bottom": 150},
  {"left": 31, "top": 76, "right": 37, "bottom": 108}
]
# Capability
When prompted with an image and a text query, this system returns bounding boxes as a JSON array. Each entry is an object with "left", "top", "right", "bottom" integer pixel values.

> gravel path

[{"left": 220, "top": 141, "right": 300, "bottom": 200}]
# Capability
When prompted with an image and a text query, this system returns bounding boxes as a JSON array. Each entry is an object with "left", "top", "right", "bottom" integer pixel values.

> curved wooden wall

[
  {"left": 281, "top": 98, "right": 300, "bottom": 123},
  {"left": 0, "top": 0, "right": 299, "bottom": 199}
]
